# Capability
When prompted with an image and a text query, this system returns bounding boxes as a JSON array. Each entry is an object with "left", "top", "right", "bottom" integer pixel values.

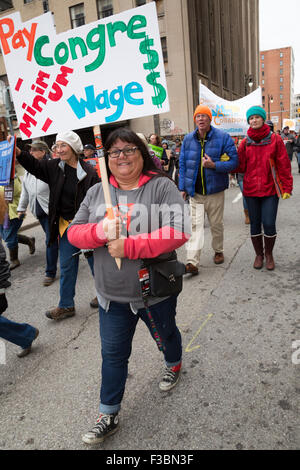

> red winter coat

[{"left": 236, "top": 133, "right": 293, "bottom": 197}]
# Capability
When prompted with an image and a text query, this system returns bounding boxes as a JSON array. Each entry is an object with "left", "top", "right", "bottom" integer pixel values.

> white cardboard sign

[{"left": 0, "top": 3, "right": 169, "bottom": 139}]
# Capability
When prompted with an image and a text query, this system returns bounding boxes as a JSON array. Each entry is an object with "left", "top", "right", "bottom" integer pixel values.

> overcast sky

[{"left": 259, "top": 0, "right": 300, "bottom": 94}]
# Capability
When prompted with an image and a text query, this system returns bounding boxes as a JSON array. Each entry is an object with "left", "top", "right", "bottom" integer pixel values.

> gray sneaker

[
  {"left": 82, "top": 413, "right": 119, "bottom": 445},
  {"left": 159, "top": 365, "right": 181, "bottom": 392}
]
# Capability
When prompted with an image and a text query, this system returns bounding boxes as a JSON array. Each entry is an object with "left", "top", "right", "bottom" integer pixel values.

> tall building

[
  {"left": 293, "top": 94, "right": 300, "bottom": 119},
  {"left": 260, "top": 47, "right": 295, "bottom": 131},
  {"left": 0, "top": 0, "right": 259, "bottom": 145}
]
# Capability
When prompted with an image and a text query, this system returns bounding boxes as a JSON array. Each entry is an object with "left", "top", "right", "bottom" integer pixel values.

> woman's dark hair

[{"left": 104, "top": 128, "right": 167, "bottom": 179}]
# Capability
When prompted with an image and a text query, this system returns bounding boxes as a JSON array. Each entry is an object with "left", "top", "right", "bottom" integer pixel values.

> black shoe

[
  {"left": 82, "top": 413, "right": 119, "bottom": 445},
  {"left": 159, "top": 365, "right": 181, "bottom": 392}
]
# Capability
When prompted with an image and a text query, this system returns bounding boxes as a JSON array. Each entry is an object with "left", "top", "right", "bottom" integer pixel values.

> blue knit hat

[{"left": 246, "top": 106, "right": 267, "bottom": 123}]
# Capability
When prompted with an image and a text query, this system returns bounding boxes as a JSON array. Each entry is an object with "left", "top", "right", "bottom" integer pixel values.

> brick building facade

[{"left": 260, "top": 47, "right": 295, "bottom": 131}]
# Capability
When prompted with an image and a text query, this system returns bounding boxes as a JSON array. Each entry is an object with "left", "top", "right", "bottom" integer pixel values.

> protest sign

[
  {"left": 0, "top": 136, "right": 15, "bottom": 186},
  {"left": 0, "top": 3, "right": 169, "bottom": 140},
  {"left": 283, "top": 119, "right": 296, "bottom": 131},
  {"left": 149, "top": 144, "right": 164, "bottom": 158},
  {"left": 199, "top": 83, "right": 262, "bottom": 136}
]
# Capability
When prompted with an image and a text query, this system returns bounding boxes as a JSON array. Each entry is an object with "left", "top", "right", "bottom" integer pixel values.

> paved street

[{"left": 0, "top": 161, "right": 299, "bottom": 451}]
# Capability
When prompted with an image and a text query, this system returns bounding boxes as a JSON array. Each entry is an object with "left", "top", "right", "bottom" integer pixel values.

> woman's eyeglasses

[{"left": 107, "top": 147, "right": 138, "bottom": 159}]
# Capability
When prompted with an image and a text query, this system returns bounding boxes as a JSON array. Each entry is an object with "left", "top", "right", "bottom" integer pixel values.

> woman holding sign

[
  {"left": 67, "top": 128, "right": 190, "bottom": 445},
  {"left": 13, "top": 131, "right": 99, "bottom": 320},
  {"left": 236, "top": 106, "right": 293, "bottom": 270}
]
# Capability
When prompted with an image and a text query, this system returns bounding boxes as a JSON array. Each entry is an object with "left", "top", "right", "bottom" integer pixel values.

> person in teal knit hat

[
  {"left": 234, "top": 105, "right": 293, "bottom": 271},
  {"left": 246, "top": 105, "right": 267, "bottom": 123}
]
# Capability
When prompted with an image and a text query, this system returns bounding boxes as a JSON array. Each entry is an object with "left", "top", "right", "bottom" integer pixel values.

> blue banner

[{"left": 0, "top": 137, "right": 15, "bottom": 186}]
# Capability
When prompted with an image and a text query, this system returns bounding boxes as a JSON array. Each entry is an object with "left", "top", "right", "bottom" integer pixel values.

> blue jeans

[
  {"left": 38, "top": 216, "right": 58, "bottom": 278},
  {"left": 99, "top": 295, "right": 182, "bottom": 414},
  {"left": 58, "top": 230, "right": 80, "bottom": 308},
  {"left": 0, "top": 315, "right": 36, "bottom": 349},
  {"left": 237, "top": 179, "right": 248, "bottom": 211},
  {"left": 245, "top": 195, "right": 279, "bottom": 236},
  {"left": 297, "top": 152, "right": 300, "bottom": 167},
  {"left": 58, "top": 230, "right": 94, "bottom": 308},
  {"left": 0, "top": 217, "right": 24, "bottom": 249}
]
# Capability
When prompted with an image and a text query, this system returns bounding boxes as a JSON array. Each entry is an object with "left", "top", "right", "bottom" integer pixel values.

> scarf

[{"left": 247, "top": 123, "right": 271, "bottom": 143}]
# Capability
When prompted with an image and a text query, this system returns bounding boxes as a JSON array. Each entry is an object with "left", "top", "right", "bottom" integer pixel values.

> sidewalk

[{"left": 18, "top": 211, "right": 40, "bottom": 233}]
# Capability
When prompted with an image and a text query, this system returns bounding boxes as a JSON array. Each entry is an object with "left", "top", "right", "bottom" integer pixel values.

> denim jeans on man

[
  {"left": 0, "top": 217, "right": 23, "bottom": 249},
  {"left": 59, "top": 229, "right": 94, "bottom": 308},
  {"left": 0, "top": 315, "right": 36, "bottom": 349},
  {"left": 98, "top": 295, "right": 182, "bottom": 415},
  {"left": 38, "top": 216, "right": 59, "bottom": 279},
  {"left": 237, "top": 178, "right": 248, "bottom": 211},
  {"left": 245, "top": 195, "right": 279, "bottom": 236}
]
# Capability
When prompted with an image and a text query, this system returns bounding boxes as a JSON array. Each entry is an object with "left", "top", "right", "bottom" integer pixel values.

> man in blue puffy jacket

[{"left": 179, "top": 105, "right": 238, "bottom": 275}]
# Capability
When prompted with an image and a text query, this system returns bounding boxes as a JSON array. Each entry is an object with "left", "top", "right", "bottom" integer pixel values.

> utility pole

[{"left": 267, "top": 94, "right": 273, "bottom": 120}]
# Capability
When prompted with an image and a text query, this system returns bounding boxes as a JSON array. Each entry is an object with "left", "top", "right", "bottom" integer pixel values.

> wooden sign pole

[{"left": 93, "top": 125, "right": 121, "bottom": 270}]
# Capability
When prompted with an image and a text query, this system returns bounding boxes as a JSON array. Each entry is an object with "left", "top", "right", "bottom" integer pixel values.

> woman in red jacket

[{"left": 237, "top": 106, "right": 293, "bottom": 270}]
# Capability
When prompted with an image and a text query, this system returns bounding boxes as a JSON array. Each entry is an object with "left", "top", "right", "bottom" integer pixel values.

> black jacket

[
  {"left": 0, "top": 239, "right": 11, "bottom": 289},
  {"left": 17, "top": 151, "right": 100, "bottom": 245}
]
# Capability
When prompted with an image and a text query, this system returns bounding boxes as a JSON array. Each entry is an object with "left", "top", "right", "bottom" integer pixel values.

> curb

[{"left": 18, "top": 220, "right": 40, "bottom": 233}]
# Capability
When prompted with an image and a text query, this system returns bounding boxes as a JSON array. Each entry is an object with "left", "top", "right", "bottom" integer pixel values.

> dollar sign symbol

[
  {"left": 146, "top": 71, "right": 167, "bottom": 108},
  {"left": 139, "top": 36, "right": 167, "bottom": 109},
  {"left": 139, "top": 37, "right": 159, "bottom": 70}
]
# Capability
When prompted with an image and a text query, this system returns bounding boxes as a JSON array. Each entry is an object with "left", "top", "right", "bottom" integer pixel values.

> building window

[
  {"left": 155, "top": 0, "right": 165, "bottom": 16},
  {"left": 0, "top": 1, "right": 13, "bottom": 11},
  {"left": 161, "top": 37, "right": 168, "bottom": 63},
  {"left": 262, "top": 79, "right": 264, "bottom": 85},
  {"left": 262, "top": 87, "right": 265, "bottom": 92},
  {"left": 280, "top": 94, "right": 283, "bottom": 99},
  {"left": 42, "top": 0, "right": 49, "bottom": 12},
  {"left": 280, "top": 69, "right": 283, "bottom": 75},
  {"left": 70, "top": 3, "right": 85, "bottom": 29},
  {"left": 262, "top": 95, "right": 265, "bottom": 102},
  {"left": 280, "top": 60, "right": 283, "bottom": 66},
  {"left": 261, "top": 54, "right": 264, "bottom": 60},
  {"left": 136, "top": 0, "right": 147, "bottom": 5},
  {"left": 97, "top": 0, "right": 113, "bottom": 19},
  {"left": 280, "top": 85, "right": 283, "bottom": 91},
  {"left": 280, "top": 77, "right": 283, "bottom": 82},
  {"left": 262, "top": 71, "right": 264, "bottom": 76},
  {"left": 261, "top": 63, "right": 264, "bottom": 69},
  {"left": 24, "top": 0, "right": 34, "bottom": 4},
  {"left": 280, "top": 52, "right": 283, "bottom": 58}
]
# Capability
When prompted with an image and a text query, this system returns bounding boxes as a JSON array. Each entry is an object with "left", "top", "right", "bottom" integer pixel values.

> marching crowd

[{"left": 0, "top": 103, "right": 294, "bottom": 445}]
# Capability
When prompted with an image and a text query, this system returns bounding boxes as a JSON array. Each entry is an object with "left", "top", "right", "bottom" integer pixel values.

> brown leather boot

[
  {"left": 185, "top": 263, "right": 199, "bottom": 275},
  {"left": 251, "top": 235, "right": 264, "bottom": 269},
  {"left": 9, "top": 246, "right": 20, "bottom": 270},
  {"left": 45, "top": 306, "right": 75, "bottom": 320},
  {"left": 18, "top": 234, "right": 35, "bottom": 254},
  {"left": 264, "top": 235, "right": 276, "bottom": 270},
  {"left": 244, "top": 209, "right": 250, "bottom": 224}
]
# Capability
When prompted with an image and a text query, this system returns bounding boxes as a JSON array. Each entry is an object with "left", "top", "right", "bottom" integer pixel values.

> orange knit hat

[{"left": 193, "top": 105, "right": 212, "bottom": 122}]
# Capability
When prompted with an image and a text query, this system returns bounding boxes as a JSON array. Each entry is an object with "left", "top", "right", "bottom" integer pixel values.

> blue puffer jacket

[{"left": 179, "top": 126, "right": 238, "bottom": 197}]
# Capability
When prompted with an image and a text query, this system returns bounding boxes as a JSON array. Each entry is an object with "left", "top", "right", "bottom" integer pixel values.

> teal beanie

[{"left": 246, "top": 106, "right": 266, "bottom": 123}]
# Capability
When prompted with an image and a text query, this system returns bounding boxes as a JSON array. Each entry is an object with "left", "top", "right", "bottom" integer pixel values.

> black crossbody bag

[{"left": 141, "top": 252, "right": 186, "bottom": 298}]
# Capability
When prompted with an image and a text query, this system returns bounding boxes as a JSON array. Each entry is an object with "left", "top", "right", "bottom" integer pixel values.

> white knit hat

[{"left": 56, "top": 131, "right": 83, "bottom": 155}]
